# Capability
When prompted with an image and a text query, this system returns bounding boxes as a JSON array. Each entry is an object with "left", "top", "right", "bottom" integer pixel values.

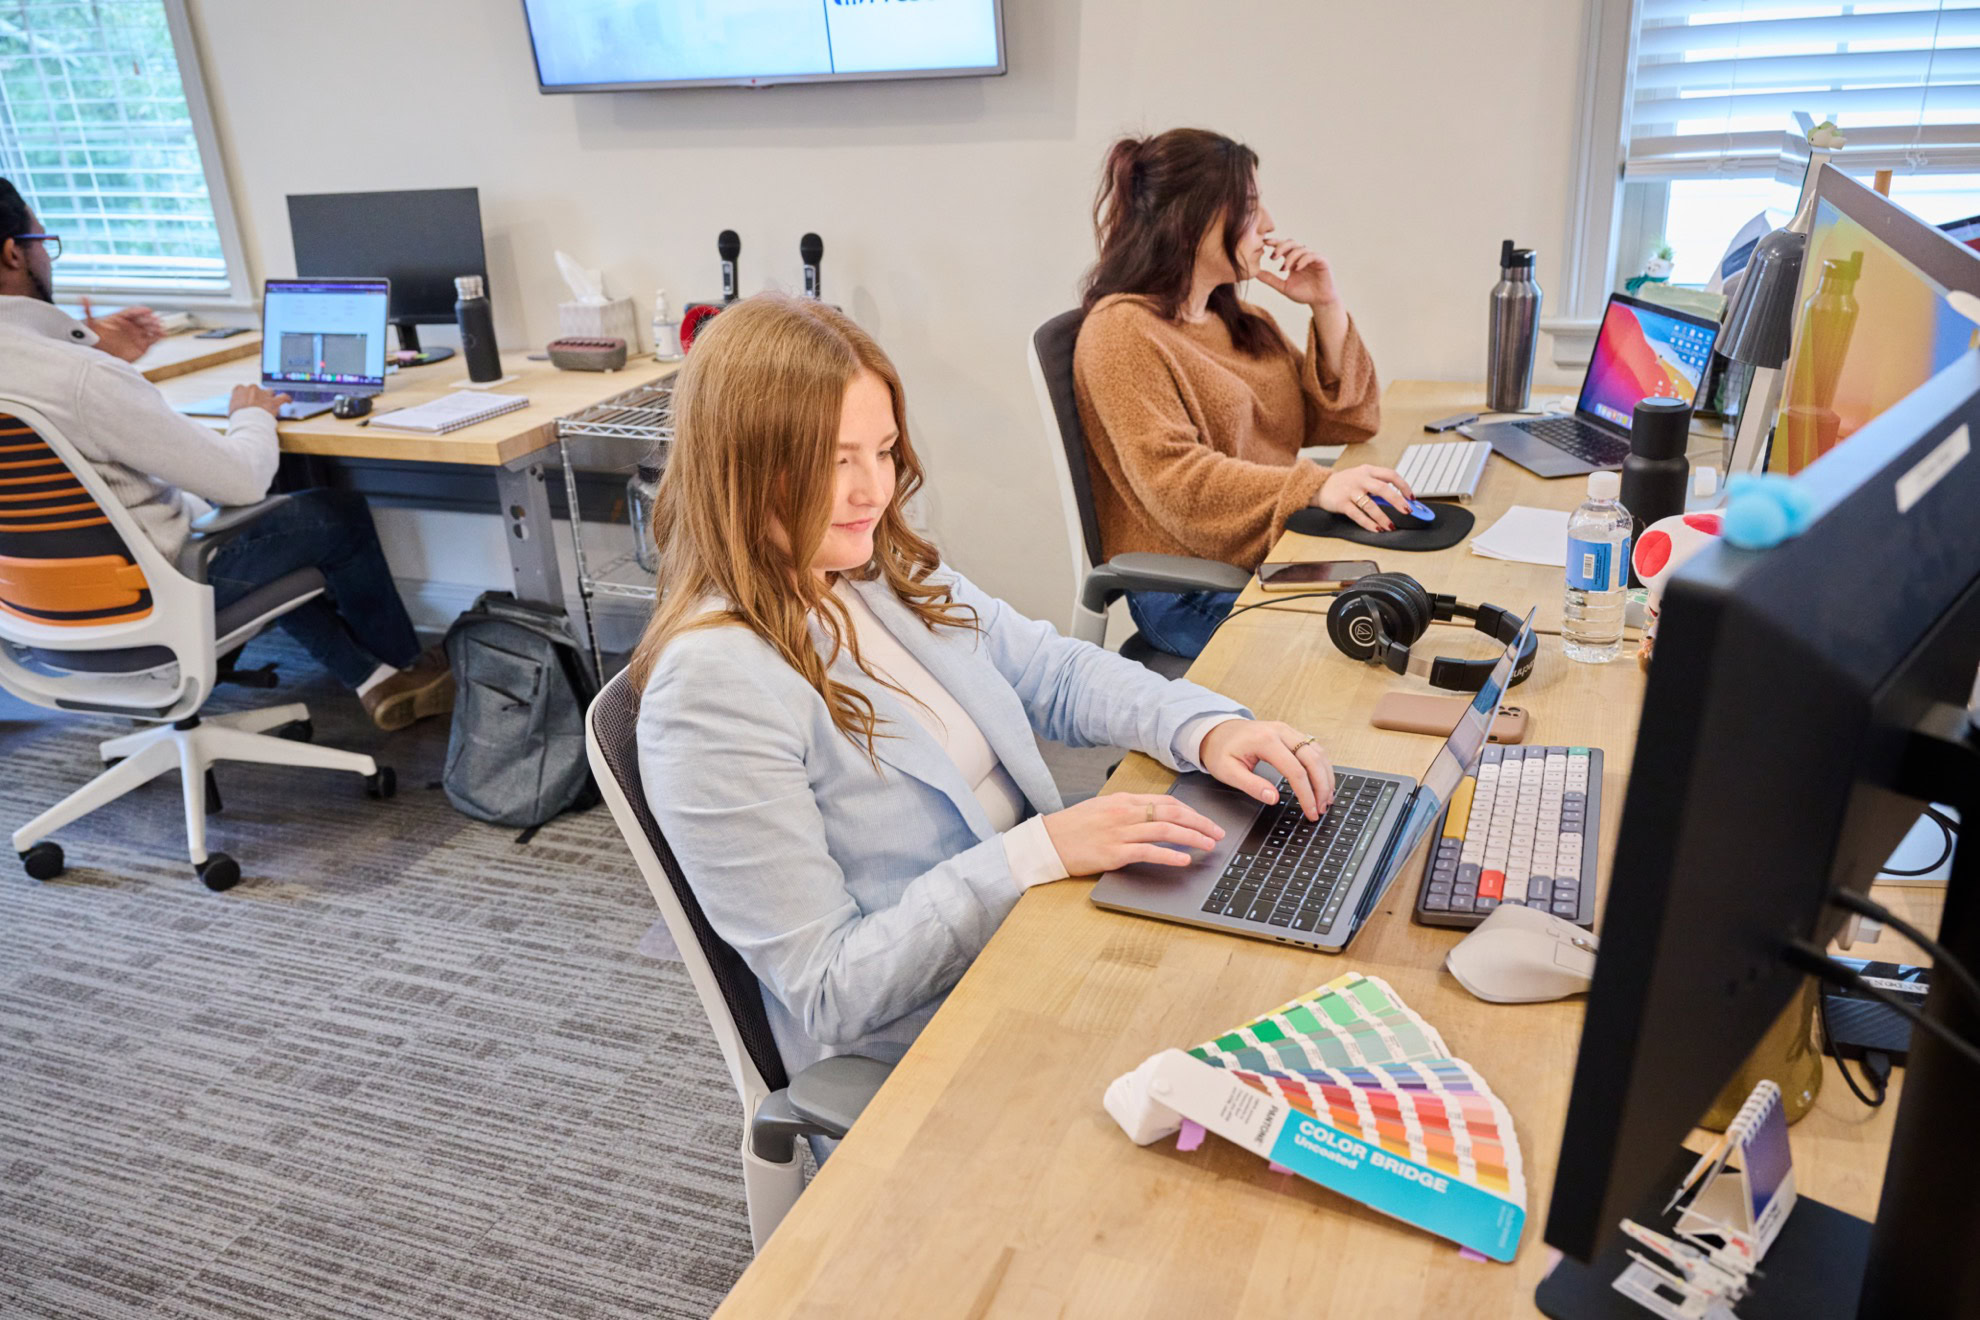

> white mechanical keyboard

[
  {"left": 1414, "top": 744, "right": 1604, "bottom": 929},
  {"left": 1396, "top": 439, "right": 1492, "bottom": 501}
]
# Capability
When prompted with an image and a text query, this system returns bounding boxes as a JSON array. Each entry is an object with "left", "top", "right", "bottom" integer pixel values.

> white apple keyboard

[{"left": 1396, "top": 439, "right": 1492, "bottom": 501}]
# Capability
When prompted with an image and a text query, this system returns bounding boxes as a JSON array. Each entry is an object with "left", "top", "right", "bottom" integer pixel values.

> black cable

[
  {"left": 1875, "top": 806, "right": 1958, "bottom": 877},
  {"left": 1829, "top": 887, "right": 1980, "bottom": 1012},
  {"left": 1815, "top": 977, "right": 1886, "bottom": 1108},
  {"left": 1787, "top": 940, "right": 1980, "bottom": 1072},
  {"left": 1199, "top": 591, "right": 1340, "bottom": 648}
]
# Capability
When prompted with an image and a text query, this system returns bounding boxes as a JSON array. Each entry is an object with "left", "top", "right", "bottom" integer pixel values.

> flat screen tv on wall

[{"left": 521, "top": 0, "right": 1006, "bottom": 92}]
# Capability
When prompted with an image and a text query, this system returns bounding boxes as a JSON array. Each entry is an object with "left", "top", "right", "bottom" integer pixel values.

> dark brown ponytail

[{"left": 1080, "top": 128, "right": 1279, "bottom": 357}]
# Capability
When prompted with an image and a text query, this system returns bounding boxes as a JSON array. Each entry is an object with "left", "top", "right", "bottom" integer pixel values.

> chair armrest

[
  {"left": 1081, "top": 553, "right": 1251, "bottom": 615},
  {"left": 787, "top": 1054, "right": 894, "bottom": 1136},
  {"left": 178, "top": 495, "right": 291, "bottom": 583},
  {"left": 747, "top": 1055, "right": 896, "bottom": 1162}
]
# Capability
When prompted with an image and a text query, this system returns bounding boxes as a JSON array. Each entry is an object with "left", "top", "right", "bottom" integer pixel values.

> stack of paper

[
  {"left": 1105, "top": 972, "right": 1527, "bottom": 1261},
  {"left": 1469, "top": 506, "right": 1571, "bottom": 567}
]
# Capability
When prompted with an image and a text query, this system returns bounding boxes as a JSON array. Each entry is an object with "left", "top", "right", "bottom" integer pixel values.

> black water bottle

[
  {"left": 1622, "top": 395, "right": 1691, "bottom": 585},
  {"left": 454, "top": 275, "right": 502, "bottom": 383}
]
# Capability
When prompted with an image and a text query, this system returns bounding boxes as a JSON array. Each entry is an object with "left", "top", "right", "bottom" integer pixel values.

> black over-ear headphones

[{"left": 1326, "top": 572, "right": 1537, "bottom": 691}]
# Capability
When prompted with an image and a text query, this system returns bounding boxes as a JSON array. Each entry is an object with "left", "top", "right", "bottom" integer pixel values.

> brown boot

[{"left": 359, "top": 646, "right": 455, "bottom": 732}]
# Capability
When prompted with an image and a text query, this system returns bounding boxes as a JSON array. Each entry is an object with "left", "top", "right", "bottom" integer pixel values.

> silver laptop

[
  {"left": 1463, "top": 291, "right": 1718, "bottom": 478},
  {"left": 1089, "top": 609, "right": 1537, "bottom": 953},
  {"left": 178, "top": 278, "right": 390, "bottom": 420}
]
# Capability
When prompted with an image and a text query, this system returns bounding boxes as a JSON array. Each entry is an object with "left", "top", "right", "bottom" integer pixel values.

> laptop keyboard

[
  {"left": 1513, "top": 415, "right": 1631, "bottom": 467},
  {"left": 1199, "top": 774, "right": 1399, "bottom": 934}
]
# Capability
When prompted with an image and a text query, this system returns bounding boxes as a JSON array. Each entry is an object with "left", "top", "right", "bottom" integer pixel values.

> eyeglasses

[{"left": 11, "top": 234, "right": 61, "bottom": 260}]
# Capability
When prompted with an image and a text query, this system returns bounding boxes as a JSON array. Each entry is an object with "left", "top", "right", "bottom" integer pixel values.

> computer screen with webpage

[
  {"left": 1577, "top": 296, "right": 1718, "bottom": 430},
  {"left": 261, "top": 280, "right": 389, "bottom": 388},
  {"left": 1772, "top": 197, "right": 1980, "bottom": 474}
]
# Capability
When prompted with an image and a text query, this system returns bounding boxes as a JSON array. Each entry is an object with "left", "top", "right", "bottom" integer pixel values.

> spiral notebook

[{"left": 369, "top": 391, "right": 530, "bottom": 434}]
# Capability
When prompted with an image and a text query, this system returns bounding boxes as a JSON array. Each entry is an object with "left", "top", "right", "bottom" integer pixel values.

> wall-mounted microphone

[
  {"left": 718, "top": 229, "right": 740, "bottom": 304},
  {"left": 800, "top": 233, "right": 823, "bottom": 300}
]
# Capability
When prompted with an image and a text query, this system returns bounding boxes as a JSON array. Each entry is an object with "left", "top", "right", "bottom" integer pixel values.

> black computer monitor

[
  {"left": 1540, "top": 351, "right": 1980, "bottom": 1320},
  {"left": 286, "top": 187, "right": 487, "bottom": 366}
]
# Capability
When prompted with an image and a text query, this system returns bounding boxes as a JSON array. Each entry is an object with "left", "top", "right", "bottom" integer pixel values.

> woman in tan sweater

[{"left": 1073, "top": 128, "right": 1413, "bottom": 657}]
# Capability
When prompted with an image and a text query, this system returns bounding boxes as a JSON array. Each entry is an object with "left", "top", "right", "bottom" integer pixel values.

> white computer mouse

[{"left": 1446, "top": 904, "right": 1599, "bottom": 1004}]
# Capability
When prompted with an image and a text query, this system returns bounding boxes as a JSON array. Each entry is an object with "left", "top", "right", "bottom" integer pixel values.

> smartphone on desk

[
  {"left": 1371, "top": 692, "right": 1530, "bottom": 744},
  {"left": 1257, "top": 559, "right": 1377, "bottom": 592}
]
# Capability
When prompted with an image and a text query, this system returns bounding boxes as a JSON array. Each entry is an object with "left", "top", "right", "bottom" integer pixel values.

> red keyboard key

[{"left": 1478, "top": 870, "right": 1505, "bottom": 900}]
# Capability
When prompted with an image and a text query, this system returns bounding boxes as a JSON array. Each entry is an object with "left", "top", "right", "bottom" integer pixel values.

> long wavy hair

[
  {"left": 1080, "top": 127, "right": 1279, "bottom": 356},
  {"left": 627, "top": 293, "right": 975, "bottom": 756}
]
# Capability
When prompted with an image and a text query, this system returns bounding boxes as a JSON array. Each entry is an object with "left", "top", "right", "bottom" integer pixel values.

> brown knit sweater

[{"left": 1072, "top": 293, "right": 1381, "bottom": 570}]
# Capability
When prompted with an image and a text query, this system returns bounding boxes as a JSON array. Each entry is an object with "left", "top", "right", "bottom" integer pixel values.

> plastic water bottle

[
  {"left": 626, "top": 461, "right": 662, "bottom": 573},
  {"left": 652, "top": 288, "right": 683, "bottom": 361},
  {"left": 1563, "top": 470, "right": 1631, "bottom": 664}
]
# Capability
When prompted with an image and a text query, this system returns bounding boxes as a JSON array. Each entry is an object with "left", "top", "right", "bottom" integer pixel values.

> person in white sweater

[{"left": 0, "top": 179, "right": 449, "bottom": 730}]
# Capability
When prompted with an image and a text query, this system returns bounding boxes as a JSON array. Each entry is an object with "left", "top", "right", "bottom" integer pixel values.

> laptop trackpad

[{"left": 1106, "top": 772, "right": 1260, "bottom": 885}]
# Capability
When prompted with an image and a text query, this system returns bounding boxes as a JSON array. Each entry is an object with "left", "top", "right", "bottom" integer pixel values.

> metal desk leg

[{"left": 494, "top": 459, "right": 563, "bottom": 610}]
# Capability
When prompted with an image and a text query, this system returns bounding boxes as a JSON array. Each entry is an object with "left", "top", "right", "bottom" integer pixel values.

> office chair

[
  {"left": 0, "top": 398, "right": 395, "bottom": 893},
  {"left": 1026, "top": 308, "right": 1249, "bottom": 679},
  {"left": 586, "top": 669, "right": 892, "bottom": 1251}
]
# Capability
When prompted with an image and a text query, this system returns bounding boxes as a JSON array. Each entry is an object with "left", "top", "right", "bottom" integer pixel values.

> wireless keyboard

[
  {"left": 1396, "top": 439, "right": 1492, "bottom": 500},
  {"left": 1412, "top": 744, "right": 1604, "bottom": 930}
]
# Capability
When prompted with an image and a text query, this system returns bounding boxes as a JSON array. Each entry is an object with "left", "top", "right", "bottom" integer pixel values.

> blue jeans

[
  {"left": 1125, "top": 589, "right": 1241, "bottom": 660},
  {"left": 205, "top": 489, "right": 420, "bottom": 688}
]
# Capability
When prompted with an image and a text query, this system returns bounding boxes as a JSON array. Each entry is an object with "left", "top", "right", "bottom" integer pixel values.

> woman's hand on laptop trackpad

[
  {"left": 1200, "top": 719, "right": 1336, "bottom": 820},
  {"left": 1042, "top": 794, "right": 1225, "bottom": 879}
]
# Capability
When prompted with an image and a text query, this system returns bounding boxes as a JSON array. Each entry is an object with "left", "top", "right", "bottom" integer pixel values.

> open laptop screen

[
  {"left": 1577, "top": 294, "right": 1718, "bottom": 431},
  {"left": 260, "top": 279, "right": 389, "bottom": 389},
  {"left": 1364, "top": 608, "right": 1538, "bottom": 908}
]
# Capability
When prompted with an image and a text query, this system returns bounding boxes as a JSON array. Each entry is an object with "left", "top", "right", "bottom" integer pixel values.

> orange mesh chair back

[{"left": 0, "top": 411, "right": 152, "bottom": 627}]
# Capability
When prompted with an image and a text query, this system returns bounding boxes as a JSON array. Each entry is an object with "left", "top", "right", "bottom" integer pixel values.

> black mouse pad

[{"left": 1284, "top": 501, "right": 1475, "bottom": 552}]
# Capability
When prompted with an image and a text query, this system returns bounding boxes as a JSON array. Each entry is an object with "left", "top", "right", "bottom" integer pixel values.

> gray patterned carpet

[{"left": 0, "top": 632, "right": 1119, "bottom": 1319}]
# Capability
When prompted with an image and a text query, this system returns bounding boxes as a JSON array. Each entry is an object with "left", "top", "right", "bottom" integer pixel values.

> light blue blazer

[{"left": 636, "top": 568, "right": 1249, "bottom": 1075}]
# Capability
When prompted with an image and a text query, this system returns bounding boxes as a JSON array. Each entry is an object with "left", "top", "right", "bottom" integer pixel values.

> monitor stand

[
  {"left": 392, "top": 322, "right": 454, "bottom": 367},
  {"left": 1535, "top": 1147, "right": 1870, "bottom": 1319}
]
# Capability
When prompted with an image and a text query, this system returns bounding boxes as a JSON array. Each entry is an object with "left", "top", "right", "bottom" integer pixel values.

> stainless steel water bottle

[
  {"left": 1487, "top": 240, "right": 1542, "bottom": 414},
  {"left": 454, "top": 275, "right": 503, "bottom": 383}
]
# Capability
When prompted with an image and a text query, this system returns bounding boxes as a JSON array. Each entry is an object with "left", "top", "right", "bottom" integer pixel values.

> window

[
  {"left": 1555, "top": 0, "right": 1980, "bottom": 361},
  {"left": 0, "top": 0, "right": 246, "bottom": 300}
]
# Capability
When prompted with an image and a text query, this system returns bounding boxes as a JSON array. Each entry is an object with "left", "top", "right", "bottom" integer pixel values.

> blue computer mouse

[{"left": 1370, "top": 495, "right": 1437, "bottom": 529}]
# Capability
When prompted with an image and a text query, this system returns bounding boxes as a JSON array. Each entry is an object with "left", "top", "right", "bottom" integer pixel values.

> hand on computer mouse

[
  {"left": 1369, "top": 495, "right": 1439, "bottom": 529},
  {"left": 1312, "top": 464, "right": 1416, "bottom": 533}
]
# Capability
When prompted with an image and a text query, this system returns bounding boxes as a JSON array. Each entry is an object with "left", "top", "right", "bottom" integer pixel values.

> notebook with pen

[{"left": 367, "top": 391, "right": 529, "bottom": 434}]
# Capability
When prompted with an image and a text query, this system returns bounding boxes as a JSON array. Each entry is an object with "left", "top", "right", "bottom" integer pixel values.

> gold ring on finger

[
  {"left": 1145, "top": 802, "right": 1157, "bottom": 823},
  {"left": 1293, "top": 735, "right": 1318, "bottom": 752}
]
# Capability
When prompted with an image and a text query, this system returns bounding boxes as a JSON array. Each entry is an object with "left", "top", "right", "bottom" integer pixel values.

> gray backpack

[{"left": 442, "top": 592, "right": 600, "bottom": 829}]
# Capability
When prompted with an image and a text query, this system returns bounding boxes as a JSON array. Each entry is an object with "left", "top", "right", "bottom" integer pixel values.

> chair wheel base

[
  {"left": 21, "top": 841, "right": 64, "bottom": 881},
  {"left": 365, "top": 767, "right": 396, "bottom": 800},
  {"left": 196, "top": 852, "right": 241, "bottom": 892}
]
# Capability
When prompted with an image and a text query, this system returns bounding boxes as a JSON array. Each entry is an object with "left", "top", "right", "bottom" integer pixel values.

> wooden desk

[
  {"left": 714, "top": 381, "right": 1930, "bottom": 1318},
  {"left": 154, "top": 350, "right": 680, "bottom": 608},
  {"left": 135, "top": 330, "right": 261, "bottom": 382}
]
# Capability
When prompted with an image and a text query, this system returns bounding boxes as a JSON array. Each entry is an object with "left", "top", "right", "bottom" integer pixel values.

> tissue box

[{"left": 559, "top": 297, "right": 639, "bottom": 351}]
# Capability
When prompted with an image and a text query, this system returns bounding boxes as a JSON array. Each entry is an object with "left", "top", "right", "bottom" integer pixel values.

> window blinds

[
  {"left": 0, "top": 0, "right": 232, "bottom": 293},
  {"left": 1629, "top": 1, "right": 1980, "bottom": 180}
]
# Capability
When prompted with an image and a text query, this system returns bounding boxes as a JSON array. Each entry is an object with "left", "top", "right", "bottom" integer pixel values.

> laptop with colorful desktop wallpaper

[{"left": 1466, "top": 292, "right": 1719, "bottom": 479}]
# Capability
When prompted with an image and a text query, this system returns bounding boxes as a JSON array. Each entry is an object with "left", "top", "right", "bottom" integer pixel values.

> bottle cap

[
  {"left": 1589, "top": 470, "right": 1621, "bottom": 500},
  {"left": 1630, "top": 395, "right": 1692, "bottom": 460},
  {"left": 1693, "top": 466, "right": 1719, "bottom": 498},
  {"left": 454, "top": 274, "right": 486, "bottom": 300}
]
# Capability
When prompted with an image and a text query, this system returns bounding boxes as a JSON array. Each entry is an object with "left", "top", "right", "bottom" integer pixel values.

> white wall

[{"left": 186, "top": 0, "right": 1589, "bottom": 626}]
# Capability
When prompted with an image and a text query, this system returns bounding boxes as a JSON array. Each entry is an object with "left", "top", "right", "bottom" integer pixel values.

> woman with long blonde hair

[{"left": 634, "top": 293, "right": 1339, "bottom": 1077}]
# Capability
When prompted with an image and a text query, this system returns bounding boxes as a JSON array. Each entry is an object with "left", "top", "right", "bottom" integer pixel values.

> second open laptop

[
  {"left": 1089, "top": 609, "right": 1537, "bottom": 954},
  {"left": 177, "top": 278, "right": 390, "bottom": 421},
  {"left": 1463, "top": 292, "right": 1717, "bottom": 478}
]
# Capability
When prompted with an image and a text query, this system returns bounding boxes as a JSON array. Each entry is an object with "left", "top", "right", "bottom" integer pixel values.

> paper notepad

[
  {"left": 1105, "top": 972, "right": 1527, "bottom": 1261},
  {"left": 1469, "top": 505, "right": 1571, "bottom": 567},
  {"left": 369, "top": 391, "right": 529, "bottom": 434}
]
